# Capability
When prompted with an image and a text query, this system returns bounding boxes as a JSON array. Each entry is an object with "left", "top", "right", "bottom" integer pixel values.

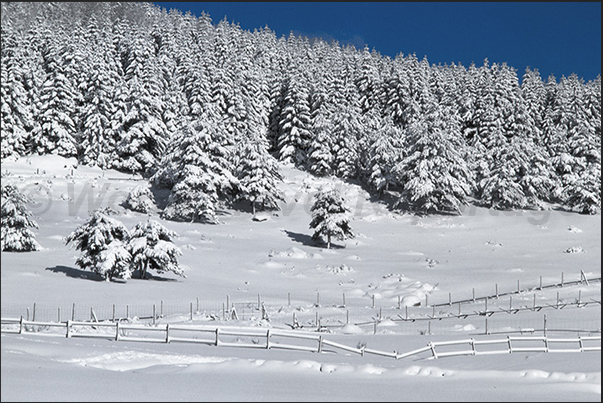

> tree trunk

[
  {"left": 252, "top": 200, "right": 256, "bottom": 216},
  {"left": 327, "top": 234, "right": 331, "bottom": 249}
]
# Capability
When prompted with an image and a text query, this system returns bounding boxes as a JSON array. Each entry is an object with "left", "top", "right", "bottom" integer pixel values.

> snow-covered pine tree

[
  {"left": 331, "top": 95, "right": 362, "bottom": 180},
  {"left": 124, "top": 184, "right": 155, "bottom": 214},
  {"left": 393, "top": 90, "right": 474, "bottom": 215},
  {"left": 128, "top": 219, "right": 184, "bottom": 279},
  {"left": 115, "top": 36, "right": 169, "bottom": 174},
  {"left": 1, "top": 23, "right": 34, "bottom": 159},
  {"left": 365, "top": 116, "right": 404, "bottom": 197},
  {"left": 155, "top": 110, "right": 239, "bottom": 223},
  {"left": 64, "top": 208, "right": 132, "bottom": 281},
  {"left": 29, "top": 48, "right": 79, "bottom": 157},
  {"left": 276, "top": 70, "right": 312, "bottom": 165},
  {"left": 309, "top": 188, "right": 354, "bottom": 249},
  {"left": 477, "top": 135, "right": 553, "bottom": 210},
  {"left": 1, "top": 185, "right": 41, "bottom": 252},
  {"left": 235, "top": 132, "right": 284, "bottom": 216},
  {"left": 307, "top": 76, "right": 335, "bottom": 176}
]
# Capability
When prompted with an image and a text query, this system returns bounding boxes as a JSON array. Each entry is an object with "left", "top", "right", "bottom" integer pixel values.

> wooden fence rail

[{"left": 2, "top": 317, "right": 600, "bottom": 361}]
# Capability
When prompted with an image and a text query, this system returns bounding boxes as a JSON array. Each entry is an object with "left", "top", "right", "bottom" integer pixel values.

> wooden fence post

[
  {"left": 485, "top": 317, "right": 488, "bottom": 335},
  {"left": 66, "top": 320, "right": 71, "bottom": 338},
  {"left": 318, "top": 335, "right": 323, "bottom": 353},
  {"left": 116, "top": 321, "right": 120, "bottom": 341},
  {"left": 517, "top": 279, "right": 520, "bottom": 293},
  {"left": 72, "top": 303, "right": 75, "bottom": 321},
  {"left": 190, "top": 302, "right": 193, "bottom": 321},
  {"left": 543, "top": 314, "right": 547, "bottom": 337},
  {"left": 495, "top": 283, "right": 499, "bottom": 299},
  {"left": 342, "top": 293, "right": 346, "bottom": 307},
  {"left": 258, "top": 294, "right": 261, "bottom": 310},
  {"left": 112, "top": 304, "right": 115, "bottom": 322},
  {"left": 153, "top": 304, "right": 156, "bottom": 325},
  {"left": 166, "top": 324, "right": 170, "bottom": 343},
  {"left": 372, "top": 294, "right": 375, "bottom": 308},
  {"left": 316, "top": 291, "right": 320, "bottom": 307},
  {"left": 215, "top": 328, "right": 219, "bottom": 346},
  {"left": 449, "top": 292, "right": 452, "bottom": 306},
  {"left": 32, "top": 303, "right": 36, "bottom": 322},
  {"left": 472, "top": 288, "right": 475, "bottom": 303},
  {"left": 161, "top": 300, "right": 164, "bottom": 317},
  {"left": 288, "top": 292, "right": 291, "bottom": 307},
  {"left": 58, "top": 307, "right": 61, "bottom": 323},
  {"left": 556, "top": 292, "right": 560, "bottom": 309},
  {"left": 19, "top": 316, "right": 24, "bottom": 334},
  {"left": 398, "top": 295, "right": 401, "bottom": 309},
  {"left": 266, "top": 329, "right": 271, "bottom": 349},
  {"left": 539, "top": 276, "right": 543, "bottom": 290},
  {"left": 126, "top": 305, "right": 129, "bottom": 319},
  {"left": 561, "top": 272, "right": 564, "bottom": 287}
]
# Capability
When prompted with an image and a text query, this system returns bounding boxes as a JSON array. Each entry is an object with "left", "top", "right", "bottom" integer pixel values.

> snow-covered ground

[{"left": 1, "top": 155, "right": 601, "bottom": 401}]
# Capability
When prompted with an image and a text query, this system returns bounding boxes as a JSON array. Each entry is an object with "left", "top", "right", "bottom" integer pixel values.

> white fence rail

[{"left": 2, "top": 317, "right": 600, "bottom": 361}]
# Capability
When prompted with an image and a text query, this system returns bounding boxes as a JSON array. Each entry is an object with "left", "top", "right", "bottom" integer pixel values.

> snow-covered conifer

[
  {"left": 128, "top": 219, "right": 184, "bottom": 279},
  {"left": 309, "top": 188, "right": 354, "bottom": 249},
  {"left": 124, "top": 184, "right": 155, "bottom": 214},
  {"left": 235, "top": 134, "right": 284, "bottom": 215},
  {"left": 393, "top": 94, "right": 474, "bottom": 215},
  {"left": 64, "top": 208, "right": 131, "bottom": 281},
  {"left": 1, "top": 185, "right": 41, "bottom": 252}
]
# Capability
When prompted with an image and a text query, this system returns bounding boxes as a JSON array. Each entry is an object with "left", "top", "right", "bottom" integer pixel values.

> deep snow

[{"left": 1, "top": 155, "right": 601, "bottom": 401}]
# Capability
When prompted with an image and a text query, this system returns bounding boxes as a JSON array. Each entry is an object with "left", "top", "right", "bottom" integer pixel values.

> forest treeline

[{"left": 1, "top": 2, "right": 600, "bottom": 219}]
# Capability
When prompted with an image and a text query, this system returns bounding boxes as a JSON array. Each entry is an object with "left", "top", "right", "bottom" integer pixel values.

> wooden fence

[{"left": 2, "top": 317, "right": 600, "bottom": 361}]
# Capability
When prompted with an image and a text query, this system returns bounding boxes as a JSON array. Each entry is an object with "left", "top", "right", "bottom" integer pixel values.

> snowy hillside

[{"left": 1, "top": 155, "right": 600, "bottom": 401}]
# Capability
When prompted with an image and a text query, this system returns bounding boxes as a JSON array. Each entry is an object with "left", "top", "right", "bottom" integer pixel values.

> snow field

[{"left": 1, "top": 155, "right": 601, "bottom": 401}]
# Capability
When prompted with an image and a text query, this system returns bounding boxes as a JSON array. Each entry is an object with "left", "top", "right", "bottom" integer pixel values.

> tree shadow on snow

[
  {"left": 284, "top": 230, "right": 346, "bottom": 250},
  {"left": 140, "top": 273, "right": 179, "bottom": 282},
  {"left": 45, "top": 265, "right": 103, "bottom": 281}
]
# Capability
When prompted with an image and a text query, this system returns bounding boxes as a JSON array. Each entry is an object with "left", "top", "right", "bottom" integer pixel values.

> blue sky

[{"left": 154, "top": 2, "right": 601, "bottom": 82}]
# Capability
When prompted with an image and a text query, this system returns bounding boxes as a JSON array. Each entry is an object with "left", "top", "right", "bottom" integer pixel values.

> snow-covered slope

[{"left": 1, "top": 155, "right": 601, "bottom": 401}]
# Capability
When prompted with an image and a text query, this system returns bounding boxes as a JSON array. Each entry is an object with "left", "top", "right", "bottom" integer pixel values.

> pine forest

[{"left": 1, "top": 2, "right": 601, "bottom": 220}]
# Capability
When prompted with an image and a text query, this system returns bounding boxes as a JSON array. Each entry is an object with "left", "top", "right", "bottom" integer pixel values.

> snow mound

[
  {"left": 564, "top": 246, "right": 585, "bottom": 253},
  {"left": 454, "top": 324, "right": 477, "bottom": 331},
  {"left": 328, "top": 264, "right": 354, "bottom": 274},
  {"left": 401, "top": 295, "right": 422, "bottom": 307},
  {"left": 339, "top": 323, "right": 365, "bottom": 334},
  {"left": 274, "top": 247, "right": 321, "bottom": 259}
]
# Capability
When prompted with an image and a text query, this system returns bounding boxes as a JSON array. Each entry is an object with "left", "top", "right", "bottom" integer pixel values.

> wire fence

[{"left": 2, "top": 270, "right": 599, "bottom": 336}]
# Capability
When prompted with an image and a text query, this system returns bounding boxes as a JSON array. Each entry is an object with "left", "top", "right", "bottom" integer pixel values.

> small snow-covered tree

[
  {"left": 124, "top": 184, "right": 155, "bottom": 214},
  {"left": 128, "top": 219, "right": 184, "bottom": 279},
  {"left": 64, "top": 208, "right": 131, "bottom": 281},
  {"left": 309, "top": 188, "right": 354, "bottom": 249},
  {"left": 1, "top": 185, "right": 41, "bottom": 252}
]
